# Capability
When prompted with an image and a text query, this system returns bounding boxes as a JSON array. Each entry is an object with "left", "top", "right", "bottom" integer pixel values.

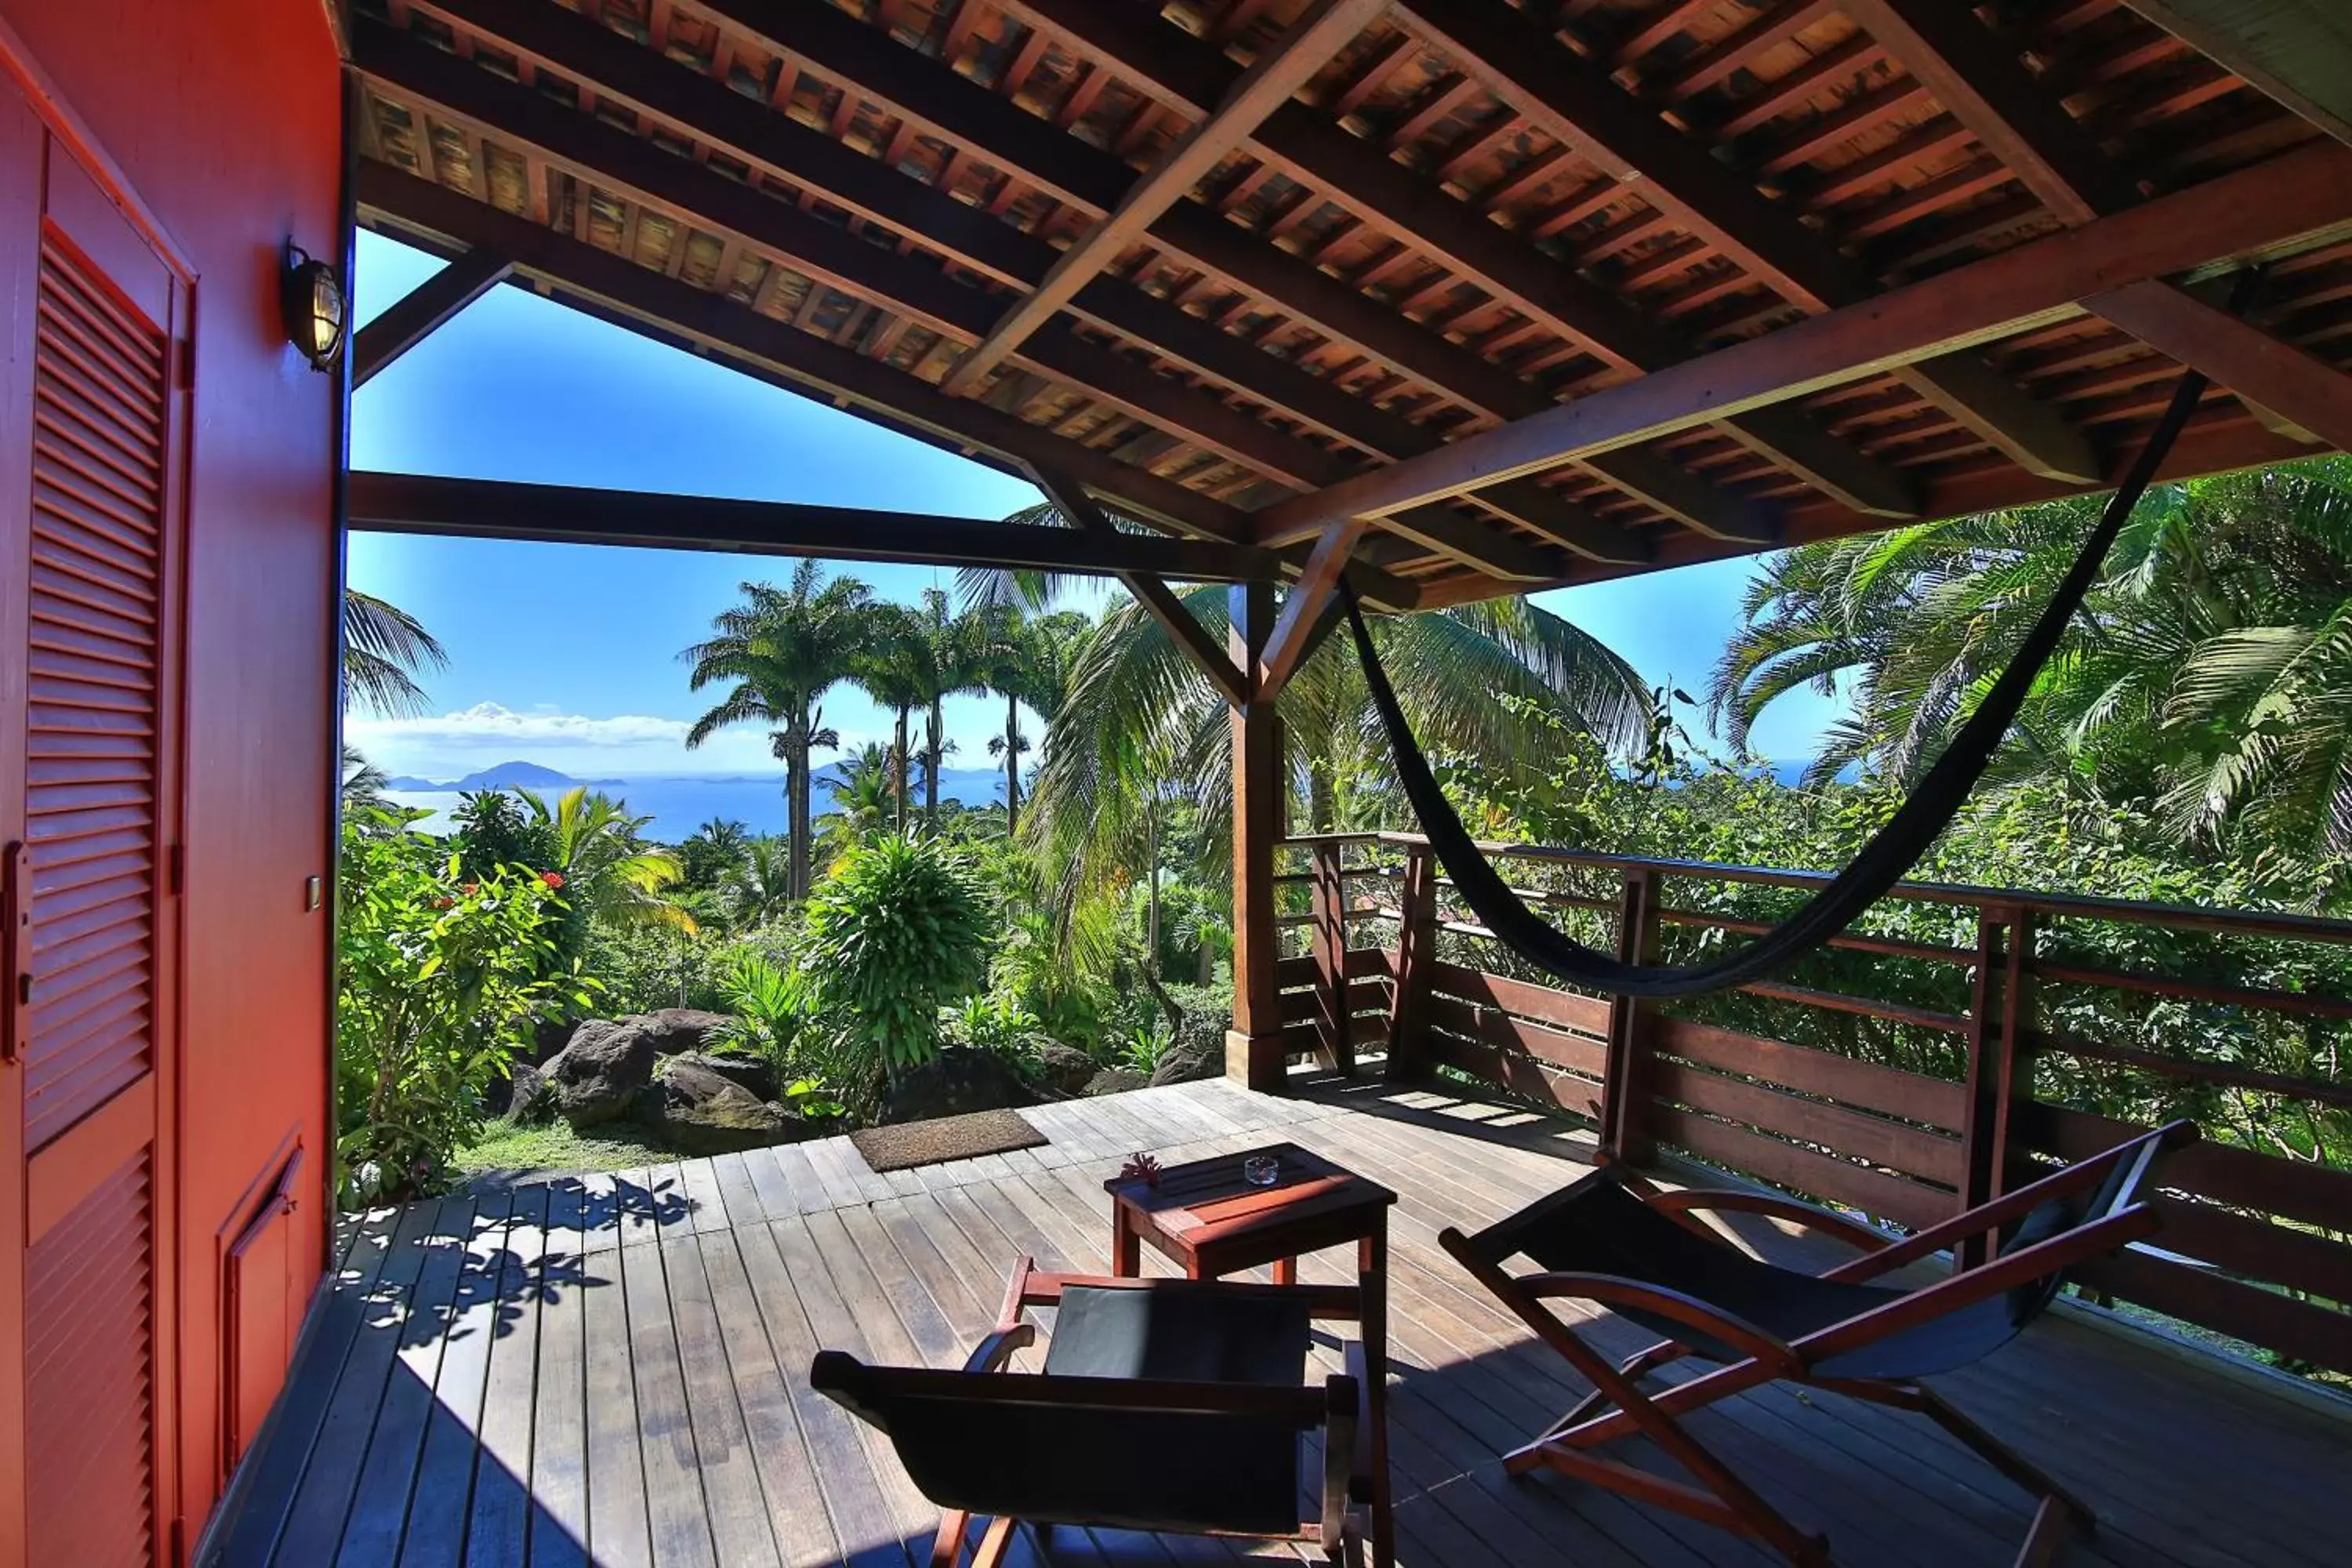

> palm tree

[
  {"left": 340, "top": 745, "right": 397, "bottom": 815},
  {"left": 1025, "top": 583, "right": 1645, "bottom": 938},
  {"left": 976, "top": 608, "right": 1092, "bottom": 834},
  {"left": 1711, "top": 457, "right": 2352, "bottom": 855},
  {"left": 911, "top": 588, "right": 995, "bottom": 828},
  {"left": 342, "top": 589, "right": 448, "bottom": 716},
  {"left": 726, "top": 833, "right": 795, "bottom": 927},
  {"left": 682, "top": 564, "right": 873, "bottom": 902},
  {"left": 516, "top": 786, "right": 692, "bottom": 932},
  {"left": 679, "top": 816, "right": 752, "bottom": 893},
  {"left": 848, "top": 603, "right": 932, "bottom": 833},
  {"left": 813, "top": 742, "right": 895, "bottom": 862}
]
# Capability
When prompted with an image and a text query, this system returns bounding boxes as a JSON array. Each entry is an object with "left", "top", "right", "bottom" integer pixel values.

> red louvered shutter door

[{"left": 1, "top": 127, "right": 187, "bottom": 1568}]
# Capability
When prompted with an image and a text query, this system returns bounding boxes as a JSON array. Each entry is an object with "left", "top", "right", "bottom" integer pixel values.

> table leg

[
  {"left": 1272, "top": 1256, "right": 1297, "bottom": 1285},
  {"left": 1112, "top": 1207, "right": 1140, "bottom": 1277},
  {"left": 1359, "top": 1222, "right": 1392, "bottom": 1568}
]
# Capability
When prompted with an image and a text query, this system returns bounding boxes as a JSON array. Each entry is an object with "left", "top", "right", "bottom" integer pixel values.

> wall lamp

[{"left": 281, "top": 241, "right": 347, "bottom": 372}]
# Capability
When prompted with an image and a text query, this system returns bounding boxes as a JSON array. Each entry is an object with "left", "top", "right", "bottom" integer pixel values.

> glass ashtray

[{"left": 1242, "top": 1153, "right": 1281, "bottom": 1187}]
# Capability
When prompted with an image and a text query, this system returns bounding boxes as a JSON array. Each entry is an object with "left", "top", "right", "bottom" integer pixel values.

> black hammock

[{"left": 1345, "top": 356, "right": 2216, "bottom": 1001}]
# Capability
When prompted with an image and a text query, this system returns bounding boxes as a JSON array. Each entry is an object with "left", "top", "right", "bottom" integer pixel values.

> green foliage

[
  {"left": 335, "top": 805, "right": 592, "bottom": 1200},
  {"left": 801, "top": 833, "right": 993, "bottom": 1073},
  {"left": 1112, "top": 1014, "right": 1177, "bottom": 1076},
  {"left": 940, "top": 993, "right": 1043, "bottom": 1058}
]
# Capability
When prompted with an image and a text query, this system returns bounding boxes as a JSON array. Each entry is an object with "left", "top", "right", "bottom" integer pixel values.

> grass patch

[{"left": 449, "top": 1119, "right": 684, "bottom": 1184}]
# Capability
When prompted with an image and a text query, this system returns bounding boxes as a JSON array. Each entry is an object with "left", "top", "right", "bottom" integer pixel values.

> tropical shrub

[
  {"left": 801, "top": 833, "right": 991, "bottom": 1073},
  {"left": 941, "top": 992, "right": 1042, "bottom": 1058},
  {"left": 336, "top": 805, "right": 591, "bottom": 1199}
]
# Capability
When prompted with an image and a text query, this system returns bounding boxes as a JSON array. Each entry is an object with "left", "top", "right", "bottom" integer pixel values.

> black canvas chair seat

[
  {"left": 1441, "top": 1121, "right": 2194, "bottom": 1568},
  {"left": 811, "top": 1261, "right": 1366, "bottom": 1566},
  {"left": 1511, "top": 1169, "right": 2051, "bottom": 1380}
]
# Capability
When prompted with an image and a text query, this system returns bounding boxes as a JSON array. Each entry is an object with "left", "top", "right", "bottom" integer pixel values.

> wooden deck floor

[{"left": 207, "top": 1074, "right": 2352, "bottom": 1568}]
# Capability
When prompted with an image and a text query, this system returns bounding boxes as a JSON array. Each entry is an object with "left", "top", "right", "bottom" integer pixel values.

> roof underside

[{"left": 349, "top": 0, "right": 2352, "bottom": 608}]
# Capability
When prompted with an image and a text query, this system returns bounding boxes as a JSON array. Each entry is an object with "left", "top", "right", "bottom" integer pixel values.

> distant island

[{"left": 383, "top": 760, "right": 623, "bottom": 793}]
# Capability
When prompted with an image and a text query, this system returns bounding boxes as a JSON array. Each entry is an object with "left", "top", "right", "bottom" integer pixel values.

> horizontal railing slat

[
  {"left": 1422, "top": 1030, "right": 1605, "bottom": 1120},
  {"left": 1424, "top": 993, "right": 1609, "bottom": 1080},
  {"left": 1424, "top": 960, "right": 1610, "bottom": 1034},
  {"left": 1651, "top": 1060, "right": 1964, "bottom": 1188},
  {"left": 1653, "top": 1018, "right": 1968, "bottom": 1132},
  {"left": 2149, "top": 1197, "right": 2352, "bottom": 1309},
  {"left": 2072, "top": 1250, "right": 2352, "bottom": 1377},
  {"left": 1651, "top": 1107, "right": 1957, "bottom": 1232},
  {"left": 2018, "top": 1104, "right": 2352, "bottom": 1235}
]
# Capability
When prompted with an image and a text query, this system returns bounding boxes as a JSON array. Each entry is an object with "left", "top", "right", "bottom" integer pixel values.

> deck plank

[
  {"left": 230, "top": 1078, "right": 2352, "bottom": 1568},
  {"left": 464, "top": 1184, "right": 550, "bottom": 1568},
  {"left": 584, "top": 1208, "right": 652, "bottom": 1568},
  {"left": 621, "top": 1237, "right": 720, "bottom": 1566}
]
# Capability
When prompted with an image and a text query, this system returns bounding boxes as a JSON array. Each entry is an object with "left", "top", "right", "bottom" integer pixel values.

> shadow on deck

[{"left": 203, "top": 1073, "right": 2352, "bottom": 1567}]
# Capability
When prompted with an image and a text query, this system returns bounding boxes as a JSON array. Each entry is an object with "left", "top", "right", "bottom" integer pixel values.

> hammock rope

[{"left": 1347, "top": 343, "right": 2225, "bottom": 1000}]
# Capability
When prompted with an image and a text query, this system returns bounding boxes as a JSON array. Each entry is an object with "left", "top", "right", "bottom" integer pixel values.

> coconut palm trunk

[{"left": 1004, "top": 691, "right": 1023, "bottom": 834}]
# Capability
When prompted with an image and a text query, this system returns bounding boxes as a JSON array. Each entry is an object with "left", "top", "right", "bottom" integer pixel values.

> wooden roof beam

[
  {"left": 355, "top": 161, "right": 1255, "bottom": 543},
  {"left": 348, "top": 470, "right": 1290, "bottom": 580},
  {"left": 1846, "top": 0, "right": 2352, "bottom": 457},
  {"left": 1389, "top": 0, "right": 2103, "bottom": 485},
  {"left": 354, "top": 18, "right": 1357, "bottom": 498},
  {"left": 1250, "top": 138, "right": 2352, "bottom": 535},
  {"left": 938, "top": 0, "right": 1385, "bottom": 396},
  {"left": 1029, "top": 470, "right": 1247, "bottom": 706},
  {"left": 350, "top": 244, "right": 513, "bottom": 387},
  {"left": 400, "top": 0, "right": 1625, "bottom": 579},
  {"left": 2121, "top": 0, "right": 2352, "bottom": 149},
  {"left": 983, "top": 0, "right": 1916, "bottom": 521}
]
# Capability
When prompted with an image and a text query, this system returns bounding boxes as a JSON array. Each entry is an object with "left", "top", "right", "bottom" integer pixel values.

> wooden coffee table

[{"left": 1103, "top": 1142, "right": 1397, "bottom": 1567}]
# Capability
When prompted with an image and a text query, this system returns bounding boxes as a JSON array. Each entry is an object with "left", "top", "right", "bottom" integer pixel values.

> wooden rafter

[
  {"left": 1258, "top": 520, "right": 1367, "bottom": 700},
  {"left": 1032, "top": 470, "right": 1247, "bottom": 707},
  {"left": 937, "top": 0, "right": 1385, "bottom": 397},
  {"left": 1254, "top": 139, "right": 2352, "bottom": 535},
  {"left": 2121, "top": 0, "right": 2352, "bottom": 149},
  {"left": 1847, "top": 0, "right": 2352, "bottom": 458},
  {"left": 394, "top": 0, "right": 1638, "bottom": 574},
  {"left": 1390, "top": 0, "right": 2104, "bottom": 485},
  {"left": 355, "top": 160, "right": 1257, "bottom": 543},
  {"left": 981, "top": 0, "right": 1917, "bottom": 522},
  {"left": 348, "top": 471, "right": 1288, "bottom": 580},
  {"left": 350, "top": 244, "right": 511, "bottom": 387}
]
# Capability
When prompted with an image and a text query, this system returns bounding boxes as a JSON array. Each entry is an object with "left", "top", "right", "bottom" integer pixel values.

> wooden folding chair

[
  {"left": 811, "top": 1256, "right": 1371, "bottom": 1566},
  {"left": 1441, "top": 1119, "right": 2197, "bottom": 1566}
]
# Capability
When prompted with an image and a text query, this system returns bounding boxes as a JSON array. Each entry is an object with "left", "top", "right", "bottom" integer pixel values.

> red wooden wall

[{"left": 0, "top": 0, "right": 342, "bottom": 1556}]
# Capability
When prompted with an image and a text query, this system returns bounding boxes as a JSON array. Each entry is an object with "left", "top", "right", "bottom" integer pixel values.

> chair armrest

[
  {"left": 1796, "top": 1202, "right": 2163, "bottom": 1363},
  {"left": 1519, "top": 1270, "right": 1805, "bottom": 1376},
  {"left": 1646, "top": 1188, "right": 1893, "bottom": 1258},
  {"left": 962, "top": 1322, "right": 1036, "bottom": 1374}
]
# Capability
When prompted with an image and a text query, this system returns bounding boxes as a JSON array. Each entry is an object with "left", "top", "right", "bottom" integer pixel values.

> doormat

[{"left": 851, "top": 1109, "right": 1048, "bottom": 1173}]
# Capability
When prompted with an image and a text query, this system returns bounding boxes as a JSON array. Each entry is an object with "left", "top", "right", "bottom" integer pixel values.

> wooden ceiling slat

[
  {"left": 1252, "top": 138, "right": 2352, "bottom": 536},
  {"left": 1397, "top": 0, "right": 2108, "bottom": 486},
  {"left": 354, "top": 162, "right": 1253, "bottom": 542},
  {"left": 939, "top": 0, "right": 1387, "bottom": 397},
  {"left": 1843, "top": 0, "right": 2352, "bottom": 461}
]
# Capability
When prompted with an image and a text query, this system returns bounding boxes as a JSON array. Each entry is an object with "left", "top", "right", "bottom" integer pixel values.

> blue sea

[{"left": 387, "top": 768, "right": 1008, "bottom": 840}]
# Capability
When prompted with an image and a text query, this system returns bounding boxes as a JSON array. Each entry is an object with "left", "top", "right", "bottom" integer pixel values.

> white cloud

[
  {"left": 344, "top": 700, "right": 913, "bottom": 781},
  {"left": 349, "top": 701, "right": 695, "bottom": 753}
]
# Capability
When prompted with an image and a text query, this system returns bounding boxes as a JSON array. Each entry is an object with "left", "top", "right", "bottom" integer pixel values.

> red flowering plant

[{"left": 335, "top": 803, "right": 598, "bottom": 1202}]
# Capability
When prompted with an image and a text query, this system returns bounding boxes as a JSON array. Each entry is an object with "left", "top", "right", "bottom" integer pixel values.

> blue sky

[{"left": 346, "top": 232, "right": 1836, "bottom": 781}]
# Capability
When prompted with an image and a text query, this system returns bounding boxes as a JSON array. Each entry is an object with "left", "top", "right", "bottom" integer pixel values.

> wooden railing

[{"left": 1273, "top": 831, "right": 2352, "bottom": 1377}]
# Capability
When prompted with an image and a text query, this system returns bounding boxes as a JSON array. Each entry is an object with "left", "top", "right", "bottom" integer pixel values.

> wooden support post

[
  {"left": 1227, "top": 580, "right": 1286, "bottom": 1089},
  {"left": 1385, "top": 844, "right": 1437, "bottom": 1083},
  {"left": 1600, "top": 869, "right": 1662, "bottom": 1165},
  {"left": 1310, "top": 840, "right": 1352, "bottom": 1076},
  {"left": 1958, "top": 904, "right": 2038, "bottom": 1270}
]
